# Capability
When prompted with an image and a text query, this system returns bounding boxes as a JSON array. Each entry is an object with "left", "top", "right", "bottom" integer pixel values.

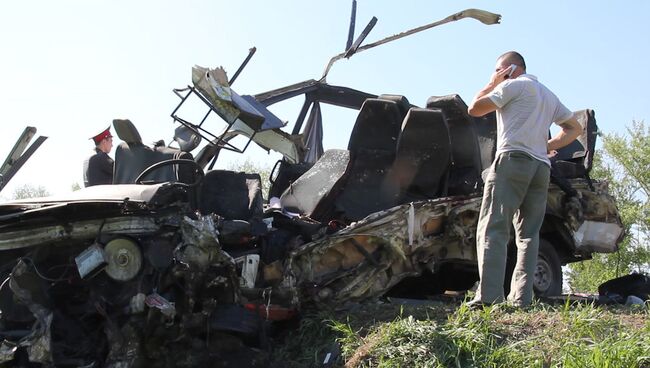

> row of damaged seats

[
  {"left": 280, "top": 94, "right": 498, "bottom": 224},
  {"left": 110, "top": 97, "right": 595, "bottom": 238},
  {"left": 108, "top": 98, "right": 490, "bottom": 229}
]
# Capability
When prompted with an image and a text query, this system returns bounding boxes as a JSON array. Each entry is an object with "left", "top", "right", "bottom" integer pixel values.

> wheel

[
  {"left": 533, "top": 239, "right": 563, "bottom": 297},
  {"left": 134, "top": 158, "right": 204, "bottom": 185}
]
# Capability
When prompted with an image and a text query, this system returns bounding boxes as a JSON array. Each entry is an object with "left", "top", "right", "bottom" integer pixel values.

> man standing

[
  {"left": 467, "top": 51, "right": 582, "bottom": 307},
  {"left": 83, "top": 126, "right": 114, "bottom": 187}
]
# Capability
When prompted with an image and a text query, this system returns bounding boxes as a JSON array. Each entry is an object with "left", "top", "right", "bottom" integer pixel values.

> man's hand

[
  {"left": 480, "top": 67, "right": 512, "bottom": 96},
  {"left": 489, "top": 67, "right": 512, "bottom": 86},
  {"left": 468, "top": 68, "right": 511, "bottom": 117}
]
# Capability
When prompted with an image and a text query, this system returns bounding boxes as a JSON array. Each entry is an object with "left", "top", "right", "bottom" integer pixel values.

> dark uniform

[
  {"left": 84, "top": 126, "right": 114, "bottom": 187},
  {"left": 83, "top": 148, "right": 114, "bottom": 187}
]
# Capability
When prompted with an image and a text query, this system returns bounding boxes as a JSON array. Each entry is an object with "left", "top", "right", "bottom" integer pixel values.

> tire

[{"left": 533, "top": 239, "right": 563, "bottom": 297}]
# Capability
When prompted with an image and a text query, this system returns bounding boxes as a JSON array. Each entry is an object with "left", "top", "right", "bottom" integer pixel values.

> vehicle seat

[
  {"left": 199, "top": 170, "right": 264, "bottom": 220},
  {"left": 334, "top": 98, "right": 404, "bottom": 222},
  {"left": 552, "top": 109, "right": 597, "bottom": 178},
  {"left": 346, "top": 98, "right": 403, "bottom": 153},
  {"left": 278, "top": 96, "right": 407, "bottom": 223},
  {"left": 280, "top": 149, "right": 351, "bottom": 218},
  {"left": 268, "top": 161, "right": 313, "bottom": 200},
  {"left": 390, "top": 107, "right": 452, "bottom": 202},
  {"left": 378, "top": 94, "right": 413, "bottom": 120},
  {"left": 467, "top": 111, "right": 498, "bottom": 169},
  {"left": 426, "top": 95, "right": 483, "bottom": 195},
  {"left": 113, "top": 119, "right": 194, "bottom": 184}
]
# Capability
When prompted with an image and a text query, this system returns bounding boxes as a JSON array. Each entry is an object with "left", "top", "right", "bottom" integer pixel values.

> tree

[
  {"left": 12, "top": 184, "right": 51, "bottom": 200},
  {"left": 567, "top": 121, "right": 650, "bottom": 291}
]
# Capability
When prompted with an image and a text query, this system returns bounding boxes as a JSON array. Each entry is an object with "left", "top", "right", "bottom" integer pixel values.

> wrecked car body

[
  {"left": 0, "top": 184, "right": 246, "bottom": 366},
  {"left": 0, "top": 68, "right": 624, "bottom": 365},
  {"left": 0, "top": 8, "right": 624, "bottom": 366}
]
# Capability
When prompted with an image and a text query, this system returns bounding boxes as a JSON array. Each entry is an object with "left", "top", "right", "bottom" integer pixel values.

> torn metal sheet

[
  {"left": 284, "top": 198, "right": 467, "bottom": 303},
  {"left": 282, "top": 175, "right": 623, "bottom": 304},
  {"left": 192, "top": 65, "right": 239, "bottom": 123},
  {"left": 229, "top": 121, "right": 304, "bottom": 164},
  {"left": 192, "top": 65, "right": 265, "bottom": 130},
  {"left": 177, "top": 215, "right": 234, "bottom": 270}
]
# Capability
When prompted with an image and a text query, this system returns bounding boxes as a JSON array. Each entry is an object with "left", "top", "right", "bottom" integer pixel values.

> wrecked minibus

[{"left": 0, "top": 7, "right": 623, "bottom": 367}]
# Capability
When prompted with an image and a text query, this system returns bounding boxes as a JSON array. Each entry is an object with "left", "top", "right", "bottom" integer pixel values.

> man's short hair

[{"left": 498, "top": 51, "right": 526, "bottom": 70}]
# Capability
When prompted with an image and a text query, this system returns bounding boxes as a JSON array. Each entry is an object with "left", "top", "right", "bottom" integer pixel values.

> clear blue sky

[{"left": 1, "top": 1, "right": 649, "bottom": 198}]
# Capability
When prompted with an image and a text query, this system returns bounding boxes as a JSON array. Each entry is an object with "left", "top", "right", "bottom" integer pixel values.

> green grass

[{"left": 270, "top": 300, "right": 650, "bottom": 367}]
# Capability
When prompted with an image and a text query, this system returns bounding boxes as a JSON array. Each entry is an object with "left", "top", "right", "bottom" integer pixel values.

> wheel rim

[{"left": 534, "top": 256, "right": 552, "bottom": 292}]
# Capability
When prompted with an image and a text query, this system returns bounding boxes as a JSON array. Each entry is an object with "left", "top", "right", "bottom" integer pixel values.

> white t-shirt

[{"left": 487, "top": 74, "right": 573, "bottom": 166}]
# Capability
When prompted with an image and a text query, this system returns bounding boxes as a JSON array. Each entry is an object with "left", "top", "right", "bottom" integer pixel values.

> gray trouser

[{"left": 474, "top": 151, "right": 550, "bottom": 306}]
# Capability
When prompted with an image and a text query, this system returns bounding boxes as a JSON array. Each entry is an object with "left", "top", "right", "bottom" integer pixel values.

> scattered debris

[{"left": 598, "top": 273, "right": 650, "bottom": 305}]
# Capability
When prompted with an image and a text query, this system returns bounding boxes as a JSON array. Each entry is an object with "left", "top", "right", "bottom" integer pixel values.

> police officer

[{"left": 83, "top": 127, "right": 114, "bottom": 187}]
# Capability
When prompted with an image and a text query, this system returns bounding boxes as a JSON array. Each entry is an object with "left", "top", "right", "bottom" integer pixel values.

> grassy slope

[{"left": 270, "top": 299, "right": 650, "bottom": 367}]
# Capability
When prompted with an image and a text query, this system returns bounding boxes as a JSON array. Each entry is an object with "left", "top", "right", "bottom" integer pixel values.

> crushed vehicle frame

[{"left": 0, "top": 6, "right": 623, "bottom": 367}]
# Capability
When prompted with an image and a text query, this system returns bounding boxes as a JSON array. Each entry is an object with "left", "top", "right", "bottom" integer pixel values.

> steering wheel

[{"left": 134, "top": 159, "right": 204, "bottom": 186}]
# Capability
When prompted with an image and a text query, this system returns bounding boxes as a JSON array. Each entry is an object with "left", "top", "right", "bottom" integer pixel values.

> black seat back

[
  {"left": 280, "top": 149, "right": 351, "bottom": 218},
  {"left": 346, "top": 98, "right": 403, "bottom": 153},
  {"left": 199, "top": 170, "right": 263, "bottom": 220},
  {"left": 391, "top": 108, "right": 452, "bottom": 202},
  {"left": 334, "top": 98, "right": 403, "bottom": 222},
  {"left": 113, "top": 119, "right": 195, "bottom": 184},
  {"left": 113, "top": 118, "right": 143, "bottom": 145},
  {"left": 114, "top": 144, "right": 194, "bottom": 184},
  {"left": 474, "top": 112, "right": 498, "bottom": 174},
  {"left": 378, "top": 94, "right": 412, "bottom": 120},
  {"left": 427, "top": 95, "right": 482, "bottom": 195}
]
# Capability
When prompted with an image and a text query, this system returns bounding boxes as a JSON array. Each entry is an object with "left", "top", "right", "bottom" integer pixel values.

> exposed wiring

[
  {"left": 20, "top": 257, "right": 69, "bottom": 283},
  {"left": 0, "top": 275, "right": 10, "bottom": 293},
  {"left": 95, "top": 219, "right": 107, "bottom": 244},
  {"left": 47, "top": 264, "right": 72, "bottom": 280}
]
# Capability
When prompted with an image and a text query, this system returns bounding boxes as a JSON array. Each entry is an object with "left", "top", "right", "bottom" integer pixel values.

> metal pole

[
  {"left": 321, "top": 8, "right": 501, "bottom": 81},
  {"left": 229, "top": 47, "right": 257, "bottom": 85},
  {"left": 346, "top": 0, "right": 357, "bottom": 51}
]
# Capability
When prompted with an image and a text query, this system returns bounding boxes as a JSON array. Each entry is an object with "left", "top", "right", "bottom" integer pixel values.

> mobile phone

[{"left": 505, "top": 64, "right": 517, "bottom": 79}]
